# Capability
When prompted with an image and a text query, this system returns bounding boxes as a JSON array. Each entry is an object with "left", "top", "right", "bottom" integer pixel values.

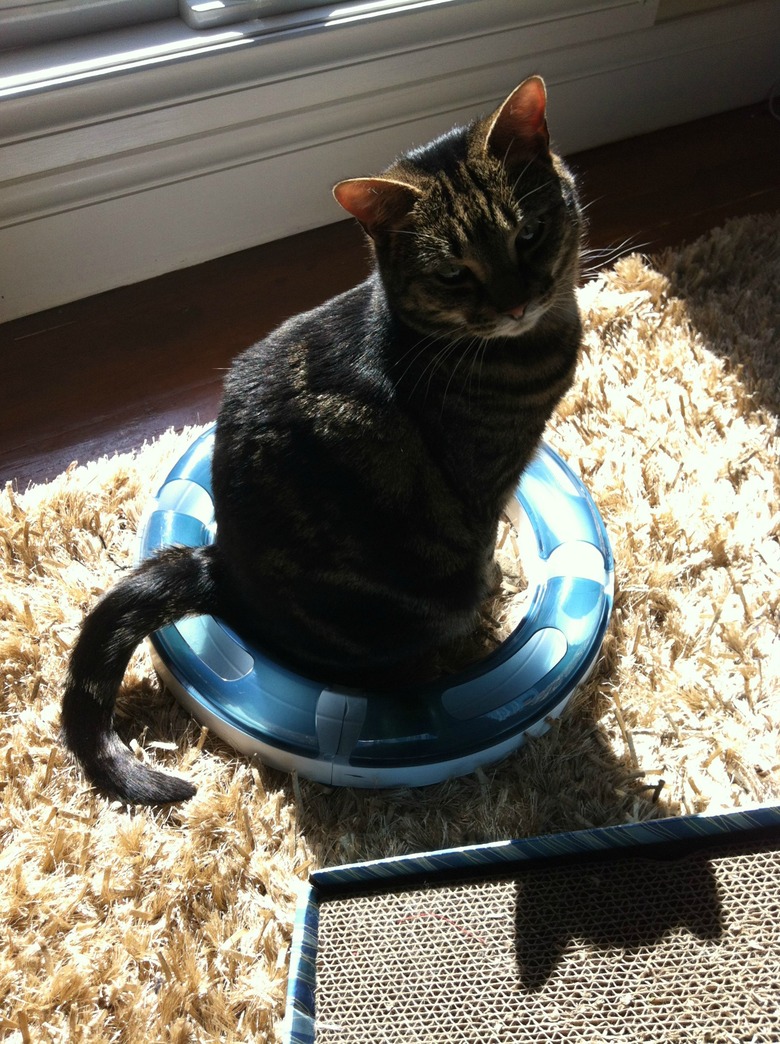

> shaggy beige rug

[{"left": 1, "top": 213, "right": 779, "bottom": 1042}]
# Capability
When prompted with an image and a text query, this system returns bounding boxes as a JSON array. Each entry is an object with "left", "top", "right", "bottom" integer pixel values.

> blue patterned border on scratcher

[{"left": 281, "top": 803, "right": 780, "bottom": 1043}]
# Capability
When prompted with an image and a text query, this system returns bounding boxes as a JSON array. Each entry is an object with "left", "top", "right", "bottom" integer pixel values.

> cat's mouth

[{"left": 487, "top": 298, "right": 548, "bottom": 339}]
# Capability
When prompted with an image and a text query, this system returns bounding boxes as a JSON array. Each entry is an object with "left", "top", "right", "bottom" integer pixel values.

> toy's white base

[{"left": 151, "top": 648, "right": 582, "bottom": 789}]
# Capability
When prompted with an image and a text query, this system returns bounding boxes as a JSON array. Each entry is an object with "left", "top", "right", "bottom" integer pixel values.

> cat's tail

[{"left": 61, "top": 544, "right": 223, "bottom": 805}]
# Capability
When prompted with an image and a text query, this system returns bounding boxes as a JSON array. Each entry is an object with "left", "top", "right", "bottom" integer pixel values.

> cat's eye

[
  {"left": 517, "top": 217, "right": 545, "bottom": 246},
  {"left": 436, "top": 264, "right": 469, "bottom": 284}
]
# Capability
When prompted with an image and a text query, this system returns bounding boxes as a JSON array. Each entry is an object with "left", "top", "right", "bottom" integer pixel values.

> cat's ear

[
  {"left": 484, "top": 75, "right": 550, "bottom": 168},
  {"left": 333, "top": 177, "right": 420, "bottom": 238}
]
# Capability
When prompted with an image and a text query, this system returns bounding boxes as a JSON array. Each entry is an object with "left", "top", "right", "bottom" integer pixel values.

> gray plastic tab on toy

[{"left": 315, "top": 689, "right": 368, "bottom": 759}]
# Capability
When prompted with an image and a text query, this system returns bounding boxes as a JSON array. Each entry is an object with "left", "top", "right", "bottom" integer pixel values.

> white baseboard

[{"left": 1, "top": 0, "right": 777, "bottom": 322}]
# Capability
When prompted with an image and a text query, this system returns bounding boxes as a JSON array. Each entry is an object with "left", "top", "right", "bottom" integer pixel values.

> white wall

[{"left": 1, "top": 0, "right": 778, "bottom": 322}]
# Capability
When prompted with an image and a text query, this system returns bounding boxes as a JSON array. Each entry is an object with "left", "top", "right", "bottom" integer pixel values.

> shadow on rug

[{"left": 1, "top": 213, "right": 778, "bottom": 1042}]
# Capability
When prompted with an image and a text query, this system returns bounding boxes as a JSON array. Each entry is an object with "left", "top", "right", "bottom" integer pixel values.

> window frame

[
  {"left": 0, "top": 0, "right": 177, "bottom": 50},
  {"left": 2, "top": 0, "right": 775, "bottom": 322},
  {"left": 1, "top": 0, "right": 658, "bottom": 99}
]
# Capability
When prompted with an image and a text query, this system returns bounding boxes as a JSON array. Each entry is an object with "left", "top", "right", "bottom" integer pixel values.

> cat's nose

[{"left": 505, "top": 303, "right": 526, "bottom": 319}]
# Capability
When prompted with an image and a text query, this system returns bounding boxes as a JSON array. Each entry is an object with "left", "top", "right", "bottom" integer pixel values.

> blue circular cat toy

[{"left": 138, "top": 426, "right": 613, "bottom": 787}]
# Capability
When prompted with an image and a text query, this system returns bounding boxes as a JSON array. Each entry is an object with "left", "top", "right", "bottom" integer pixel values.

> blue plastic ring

[{"left": 138, "top": 426, "right": 614, "bottom": 787}]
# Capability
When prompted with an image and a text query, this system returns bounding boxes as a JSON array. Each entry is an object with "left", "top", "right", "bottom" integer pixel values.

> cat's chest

[{"left": 302, "top": 385, "right": 502, "bottom": 523}]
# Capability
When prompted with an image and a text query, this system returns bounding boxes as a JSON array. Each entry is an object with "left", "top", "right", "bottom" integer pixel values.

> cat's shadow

[
  {"left": 287, "top": 707, "right": 724, "bottom": 993},
  {"left": 511, "top": 844, "right": 723, "bottom": 991}
]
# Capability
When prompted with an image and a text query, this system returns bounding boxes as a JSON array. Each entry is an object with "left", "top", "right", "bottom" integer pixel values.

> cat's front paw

[{"left": 487, "top": 558, "right": 503, "bottom": 595}]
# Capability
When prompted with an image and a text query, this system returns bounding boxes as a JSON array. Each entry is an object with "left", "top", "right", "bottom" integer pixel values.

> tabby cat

[{"left": 62, "top": 75, "right": 584, "bottom": 804}]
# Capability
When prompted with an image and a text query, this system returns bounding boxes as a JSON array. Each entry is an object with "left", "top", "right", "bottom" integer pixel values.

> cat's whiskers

[
  {"left": 536, "top": 289, "right": 580, "bottom": 327},
  {"left": 391, "top": 330, "right": 455, "bottom": 391},
  {"left": 439, "top": 335, "right": 483, "bottom": 415},
  {"left": 467, "top": 336, "right": 492, "bottom": 407},
  {"left": 417, "top": 336, "right": 472, "bottom": 404},
  {"left": 580, "top": 236, "right": 650, "bottom": 280},
  {"left": 392, "top": 329, "right": 461, "bottom": 401},
  {"left": 391, "top": 229, "right": 450, "bottom": 252},
  {"left": 507, "top": 157, "right": 536, "bottom": 198},
  {"left": 577, "top": 197, "right": 602, "bottom": 218},
  {"left": 514, "top": 180, "right": 549, "bottom": 209}
]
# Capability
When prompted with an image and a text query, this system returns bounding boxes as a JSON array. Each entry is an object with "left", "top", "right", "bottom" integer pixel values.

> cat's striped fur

[{"left": 62, "top": 76, "right": 584, "bottom": 803}]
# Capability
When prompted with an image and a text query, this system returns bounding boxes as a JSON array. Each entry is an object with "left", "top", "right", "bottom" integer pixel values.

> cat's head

[{"left": 334, "top": 76, "right": 582, "bottom": 340}]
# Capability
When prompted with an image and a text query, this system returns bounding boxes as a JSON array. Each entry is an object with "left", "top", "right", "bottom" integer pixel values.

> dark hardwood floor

[{"left": 2, "top": 102, "right": 779, "bottom": 490}]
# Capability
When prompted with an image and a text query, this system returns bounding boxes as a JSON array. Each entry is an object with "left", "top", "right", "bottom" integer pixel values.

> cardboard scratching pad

[{"left": 285, "top": 807, "right": 780, "bottom": 1042}]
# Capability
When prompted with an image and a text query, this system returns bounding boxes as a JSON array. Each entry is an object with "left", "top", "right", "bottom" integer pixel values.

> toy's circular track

[{"left": 139, "top": 426, "right": 613, "bottom": 787}]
